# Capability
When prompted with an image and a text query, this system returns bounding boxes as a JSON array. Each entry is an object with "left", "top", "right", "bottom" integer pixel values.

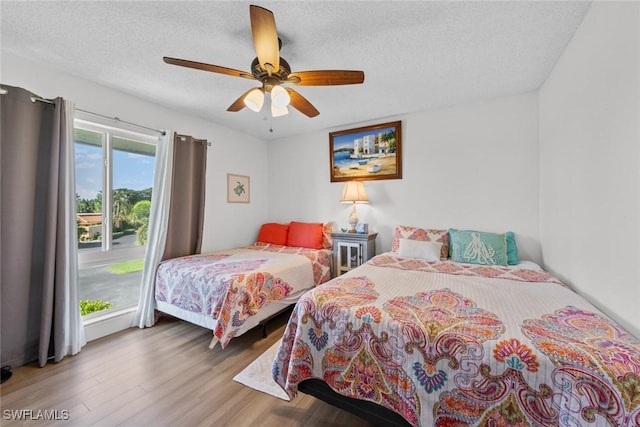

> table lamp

[{"left": 340, "top": 181, "right": 369, "bottom": 233}]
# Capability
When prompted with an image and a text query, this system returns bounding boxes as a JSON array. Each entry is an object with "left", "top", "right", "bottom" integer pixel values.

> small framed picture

[
  {"left": 356, "top": 223, "right": 368, "bottom": 234},
  {"left": 227, "top": 173, "right": 250, "bottom": 203}
]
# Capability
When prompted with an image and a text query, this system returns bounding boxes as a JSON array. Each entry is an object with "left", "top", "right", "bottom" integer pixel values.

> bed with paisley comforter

[
  {"left": 155, "top": 242, "right": 332, "bottom": 349},
  {"left": 273, "top": 252, "right": 640, "bottom": 426}
]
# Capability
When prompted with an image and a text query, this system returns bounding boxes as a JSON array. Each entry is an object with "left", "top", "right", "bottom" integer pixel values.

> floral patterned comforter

[
  {"left": 273, "top": 253, "right": 640, "bottom": 426},
  {"left": 155, "top": 244, "right": 331, "bottom": 348}
]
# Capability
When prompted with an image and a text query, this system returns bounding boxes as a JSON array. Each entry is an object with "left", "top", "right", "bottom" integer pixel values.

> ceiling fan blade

[
  {"left": 163, "top": 57, "right": 254, "bottom": 80},
  {"left": 286, "top": 88, "right": 319, "bottom": 118},
  {"left": 249, "top": 5, "right": 280, "bottom": 73},
  {"left": 287, "top": 70, "right": 365, "bottom": 86},
  {"left": 227, "top": 88, "right": 259, "bottom": 112}
]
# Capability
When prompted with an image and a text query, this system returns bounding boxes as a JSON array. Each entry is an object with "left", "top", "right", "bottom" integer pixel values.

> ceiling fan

[{"left": 163, "top": 5, "right": 365, "bottom": 118}]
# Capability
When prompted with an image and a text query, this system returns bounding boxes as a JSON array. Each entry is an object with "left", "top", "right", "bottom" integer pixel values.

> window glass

[
  {"left": 74, "top": 122, "right": 157, "bottom": 317},
  {"left": 75, "top": 128, "right": 104, "bottom": 252},
  {"left": 112, "top": 136, "right": 155, "bottom": 250}
]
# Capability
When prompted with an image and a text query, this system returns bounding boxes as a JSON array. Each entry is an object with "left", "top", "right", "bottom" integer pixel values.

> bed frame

[{"left": 298, "top": 379, "right": 412, "bottom": 427}]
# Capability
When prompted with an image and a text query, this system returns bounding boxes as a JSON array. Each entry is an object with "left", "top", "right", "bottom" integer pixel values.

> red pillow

[
  {"left": 257, "top": 223, "right": 289, "bottom": 246},
  {"left": 287, "top": 221, "right": 323, "bottom": 249}
]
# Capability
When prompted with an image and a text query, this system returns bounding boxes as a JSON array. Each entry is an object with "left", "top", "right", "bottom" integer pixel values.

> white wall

[
  {"left": 539, "top": 2, "right": 640, "bottom": 337},
  {"left": 1, "top": 53, "right": 268, "bottom": 251},
  {"left": 267, "top": 93, "right": 541, "bottom": 263}
]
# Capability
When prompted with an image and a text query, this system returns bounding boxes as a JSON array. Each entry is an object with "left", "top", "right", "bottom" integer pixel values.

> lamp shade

[
  {"left": 244, "top": 88, "right": 264, "bottom": 112},
  {"left": 271, "top": 103, "right": 288, "bottom": 117},
  {"left": 271, "top": 85, "right": 291, "bottom": 107},
  {"left": 340, "top": 181, "right": 369, "bottom": 204}
]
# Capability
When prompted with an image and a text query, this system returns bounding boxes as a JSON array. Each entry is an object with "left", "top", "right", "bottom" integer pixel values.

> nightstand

[{"left": 331, "top": 232, "right": 377, "bottom": 277}]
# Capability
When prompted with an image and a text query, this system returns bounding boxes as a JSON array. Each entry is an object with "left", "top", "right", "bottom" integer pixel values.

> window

[{"left": 74, "top": 119, "right": 157, "bottom": 317}]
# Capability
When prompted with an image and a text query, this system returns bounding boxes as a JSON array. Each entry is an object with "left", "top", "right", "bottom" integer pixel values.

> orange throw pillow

[
  {"left": 257, "top": 223, "right": 289, "bottom": 246},
  {"left": 287, "top": 221, "right": 324, "bottom": 249}
]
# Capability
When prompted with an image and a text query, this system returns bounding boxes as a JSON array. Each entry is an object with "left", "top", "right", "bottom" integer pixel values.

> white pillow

[
  {"left": 511, "top": 260, "right": 543, "bottom": 271},
  {"left": 397, "top": 238, "right": 443, "bottom": 261}
]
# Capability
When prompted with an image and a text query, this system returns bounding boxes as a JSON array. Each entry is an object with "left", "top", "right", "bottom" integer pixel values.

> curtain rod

[
  {"left": 76, "top": 108, "right": 166, "bottom": 136},
  {"left": 176, "top": 134, "right": 212, "bottom": 147},
  {"left": 24, "top": 93, "right": 166, "bottom": 136},
  {"left": 2, "top": 88, "right": 213, "bottom": 145}
]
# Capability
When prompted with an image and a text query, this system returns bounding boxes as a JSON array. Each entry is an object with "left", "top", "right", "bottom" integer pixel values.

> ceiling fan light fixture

[
  {"left": 244, "top": 88, "right": 264, "bottom": 112},
  {"left": 271, "top": 84, "right": 290, "bottom": 107},
  {"left": 271, "top": 103, "right": 288, "bottom": 117}
]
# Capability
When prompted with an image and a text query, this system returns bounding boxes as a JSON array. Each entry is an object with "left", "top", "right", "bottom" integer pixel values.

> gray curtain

[
  {"left": 1, "top": 85, "right": 83, "bottom": 368},
  {"left": 161, "top": 134, "right": 207, "bottom": 260}
]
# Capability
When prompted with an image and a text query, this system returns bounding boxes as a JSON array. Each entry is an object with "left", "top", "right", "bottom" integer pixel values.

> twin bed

[
  {"left": 272, "top": 226, "right": 640, "bottom": 426},
  {"left": 154, "top": 221, "right": 332, "bottom": 348}
]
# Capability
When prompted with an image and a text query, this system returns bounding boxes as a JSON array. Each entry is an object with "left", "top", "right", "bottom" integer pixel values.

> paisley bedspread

[
  {"left": 273, "top": 253, "right": 640, "bottom": 426},
  {"left": 155, "top": 244, "right": 331, "bottom": 348}
]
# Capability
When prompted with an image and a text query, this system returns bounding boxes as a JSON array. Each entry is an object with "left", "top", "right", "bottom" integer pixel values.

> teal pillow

[
  {"left": 448, "top": 228, "right": 456, "bottom": 258},
  {"left": 449, "top": 229, "right": 508, "bottom": 266},
  {"left": 505, "top": 231, "right": 518, "bottom": 265}
]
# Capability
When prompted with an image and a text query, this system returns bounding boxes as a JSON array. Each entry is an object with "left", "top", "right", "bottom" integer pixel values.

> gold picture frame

[
  {"left": 227, "top": 173, "right": 250, "bottom": 203},
  {"left": 329, "top": 120, "right": 402, "bottom": 182}
]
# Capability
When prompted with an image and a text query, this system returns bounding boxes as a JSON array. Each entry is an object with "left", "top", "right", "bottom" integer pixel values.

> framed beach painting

[
  {"left": 227, "top": 173, "right": 250, "bottom": 203},
  {"left": 329, "top": 120, "right": 402, "bottom": 182}
]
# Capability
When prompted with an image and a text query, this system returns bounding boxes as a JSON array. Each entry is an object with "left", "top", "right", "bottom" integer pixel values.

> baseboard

[{"left": 83, "top": 307, "right": 136, "bottom": 342}]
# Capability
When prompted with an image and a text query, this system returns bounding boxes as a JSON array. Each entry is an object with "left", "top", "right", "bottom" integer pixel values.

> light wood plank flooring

[{"left": 0, "top": 311, "right": 373, "bottom": 426}]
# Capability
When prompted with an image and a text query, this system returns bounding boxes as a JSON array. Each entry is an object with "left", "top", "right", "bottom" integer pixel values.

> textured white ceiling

[{"left": 1, "top": 1, "right": 591, "bottom": 140}]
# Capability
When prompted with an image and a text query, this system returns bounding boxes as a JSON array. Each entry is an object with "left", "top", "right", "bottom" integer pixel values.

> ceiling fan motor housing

[{"left": 251, "top": 57, "right": 294, "bottom": 91}]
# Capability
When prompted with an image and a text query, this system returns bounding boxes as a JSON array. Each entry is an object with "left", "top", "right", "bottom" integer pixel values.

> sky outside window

[{"left": 75, "top": 134, "right": 155, "bottom": 200}]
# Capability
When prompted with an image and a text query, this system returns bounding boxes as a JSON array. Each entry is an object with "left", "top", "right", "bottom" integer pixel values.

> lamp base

[{"left": 348, "top": 203, "right": 359, "bottom": 234}]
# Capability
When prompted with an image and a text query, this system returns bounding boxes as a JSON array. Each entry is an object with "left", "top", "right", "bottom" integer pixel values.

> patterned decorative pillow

[
  {"left": 391, "top": 225, "right": 449, "bottom": 260},
  {"left": 449, "top": 229, "right": 508, "bottom": 266},
  {"left": 321, "top": 222, "right": 334, "bottom": 249}
]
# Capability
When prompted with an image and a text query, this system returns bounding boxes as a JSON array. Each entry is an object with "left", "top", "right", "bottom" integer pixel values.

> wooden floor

[{"left": 0, "top": 311, "right": 373, "bottom": 427}]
